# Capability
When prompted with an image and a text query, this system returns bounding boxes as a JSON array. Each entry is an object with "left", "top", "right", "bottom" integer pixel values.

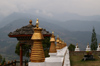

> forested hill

[{"left": 0, "top": 13, "right": 100, "bottom": 60}]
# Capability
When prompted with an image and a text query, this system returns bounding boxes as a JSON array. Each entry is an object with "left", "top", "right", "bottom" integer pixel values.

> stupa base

[
  {"left": 75, "top": 48, "right": 80, "bottom": 51},
  {"left": 97, "top": 48, "right": 100, "bottom": 51},
  {"left": 86, "top": 48, "right": 91, "bottom": 51},
  {"left": 28, "top": 62, "right": 45, "bottom": 66},
  {"left": 49, "top": 53, "right": 57, "bottom": 57}
]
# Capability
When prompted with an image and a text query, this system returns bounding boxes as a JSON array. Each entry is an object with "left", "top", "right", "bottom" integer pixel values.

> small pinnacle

[
  {"left": 36, "top": 18, "right": 39, "bottom": 28},
  {"left": 29, "top": 19, "right": 32, "bottom": 25},
  {"left": 52, "top": 31, "right": 54, "bottom": 34}
]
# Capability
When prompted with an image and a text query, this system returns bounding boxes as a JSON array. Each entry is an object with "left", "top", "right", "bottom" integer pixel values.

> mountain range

[{"left": 0, "top": 12, "right": 100, "bottom": 61}]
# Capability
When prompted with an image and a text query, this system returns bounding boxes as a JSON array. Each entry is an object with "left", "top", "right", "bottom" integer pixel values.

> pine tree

[
  {"left": 91, "top": 27, "right": 98, "bottom": 50},
  {"left": 68, "top": 44, "right": 75, "bottom": 51}
]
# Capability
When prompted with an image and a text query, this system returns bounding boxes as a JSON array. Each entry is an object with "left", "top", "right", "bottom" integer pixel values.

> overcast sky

[{"left": 0, "top": 0, "right": 100, "bottom": 17}]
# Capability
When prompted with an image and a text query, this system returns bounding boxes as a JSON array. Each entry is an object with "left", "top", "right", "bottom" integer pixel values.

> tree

[
  {"left": 91, "top": 27, "right": 98, "bottom": 50},
  {"left": 15, "top": 42, "right": 31, "bottom": 57},
  {"left": 1, "top": 58, "right": 6, "bottom": 65},
  {"left": 68, "top": 44, "right": 75, "bottom": 51},
  {"left": 0, "top": 54, "right": 2, "bottom": 63}
]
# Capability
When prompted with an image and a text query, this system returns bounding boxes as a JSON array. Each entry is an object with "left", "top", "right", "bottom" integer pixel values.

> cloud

[{"left": 0, "top": 0, "right": 100, "bottom": 16}]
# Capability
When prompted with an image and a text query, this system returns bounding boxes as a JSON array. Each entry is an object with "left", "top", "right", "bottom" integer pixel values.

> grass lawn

[{"left": 70, "top": 54, "right": 100, "bottom": 66}]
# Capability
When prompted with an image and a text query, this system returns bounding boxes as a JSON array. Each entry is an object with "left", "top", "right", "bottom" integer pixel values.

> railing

[{"left": 0, "top": 60, "right": 28, "bottom": 66}]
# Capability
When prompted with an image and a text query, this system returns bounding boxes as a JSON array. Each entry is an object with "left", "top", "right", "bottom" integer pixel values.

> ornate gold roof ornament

[
  {"left": 36, "top": 18, "right": 39, "bottom": 28},
  {"left": 31, "top": 19, "right": 44, "bottom": 40},
  {"left": 76, "top": 43, "right": 78, "bottom": 48},
  {"left": 49, "top": 31, "right": 56, "bottom": 53},
  {"left": 30, "top": 18, "right": 45, "bottom": 62},
  {"left": 56, "top": 35, "right": 60, "bottom": 50},
  {"left": 62, "top": 40, "right": 65, "bottom": 48},
  {"left": 29, "top": 19, "right": 32, "bottom": 25},
  {"left": 56, "top": 35, "right": 59, "bottom": 42},
  {"left": 99, "top": 43, "right": 100, "bottom": 45},
  {"left": 76, "top": 43, "right": 78, "bottom": 45},
  {"left": 50, "top": 31, "right": 55, "bottom": 42}
]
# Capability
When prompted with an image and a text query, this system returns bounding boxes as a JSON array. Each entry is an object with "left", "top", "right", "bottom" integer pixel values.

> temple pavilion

[{"left": 8, "top": 19, "right": 51, "bottom": 66}]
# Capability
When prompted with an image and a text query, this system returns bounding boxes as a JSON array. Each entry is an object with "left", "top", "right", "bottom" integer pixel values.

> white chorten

[
  {"left": 75, "top": 43, "right": 80, "bottom": 51},
  {"left": 86, "top": 43, "right": 91, "bottom": 51},
  {"left": 97, "top": 43, "right": 100, "bottom": 51}
]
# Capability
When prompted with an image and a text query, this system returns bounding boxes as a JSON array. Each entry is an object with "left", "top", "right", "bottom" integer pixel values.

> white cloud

[{"left": 0, "top": 0, "right": 100, "bottom": 16}]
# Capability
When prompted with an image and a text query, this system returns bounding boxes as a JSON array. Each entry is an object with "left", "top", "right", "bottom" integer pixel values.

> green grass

[{"left": 70, "top": 54, "right": 100, "bottom": 66}]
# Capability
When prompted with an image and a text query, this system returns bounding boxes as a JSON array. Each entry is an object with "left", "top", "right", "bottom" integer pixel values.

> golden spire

[
  {"left": 36, "top": 18, "right": 39, "bottom": 28},
  {"left": 76, "top": 43, "right": 78, "bottom": 46},
  {"left": 61, "top": 40, "right": 65, "bottom": 48},
  {"left": 76, "top": 43, "right": 78, "bottom": 48},
  {"left": 30, "top": 18, "right": 45, "bottom": 62},
  {"left": 59, "top": 39, "right": 62, "bottom": 49},
  {"left": 99, "top": 43, "right": 100, "bottom": 45},
  {"left": 87, "top": 43, "right": 90, "bottom": 48},
  {"left": 56, "top": 35, "right": 59, "bottom": 42},
  {"left": 49, "top": 31, "right": 56, "bottom": 53},
  {"left": 50, "top": 31, "right": 55, "bottom": 42},
  {"left": 57, "top": 35, "right": 59, "bottom": 38},
  {"left": 56, "top": 35, "right": 60, "bottom": 50},
  {"left": 65, "top": 42, "right": 67, "bottom": 46},
  {"left": 29, "top": 19, "right": 32, "bottom": 25}
]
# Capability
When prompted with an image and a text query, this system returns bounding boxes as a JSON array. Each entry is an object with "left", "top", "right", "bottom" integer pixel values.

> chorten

[
  {"left": 64, "top": 42, "right": 67, "bottom": 47},
  {"left": 56, "top": 35, "right": 60, "bottom": 50},
  {"left": 59, "top": 39, "right": 62, "bottom": 49},
  {"left": 49, "top": 32, "right": 57, "bottom": 57},
  {"left": 97, "top": 43, "right": 100, "bottom": 51},
  {"left": 62, "top": 40, "right": 65, "bottom": 48},
  {"left": 86, "top": 43, "right": 91, "bottom": 51},
  {"left": 75, "top": 43, "right": 80, "bottom": 51},
  {"left": 30, "top": 18, "right": 45, "bottom": 62}
]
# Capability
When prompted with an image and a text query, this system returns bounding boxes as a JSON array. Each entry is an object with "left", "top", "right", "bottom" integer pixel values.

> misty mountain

[
  {"left": 0, "top": 17, "right": 100, "bottom": 54},
  {"left": 54, "top": 20, "right": 100, "bottom": 35},
  {"left": 52, "top": 12, "right": 100, "bottom": 22},
  {"left": 0, "top": 12, "right": 100, "bottom": 28},
  {"left": 0, "top": 12, "right": 100, "bottom": 60}
]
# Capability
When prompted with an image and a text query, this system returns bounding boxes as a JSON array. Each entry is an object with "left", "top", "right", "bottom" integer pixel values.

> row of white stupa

[{"left": 75, "top": 43, "right": 100, "bottom": 51}]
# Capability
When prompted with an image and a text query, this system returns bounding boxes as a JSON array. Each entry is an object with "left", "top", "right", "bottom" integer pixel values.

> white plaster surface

[
  {"left": 75, "top": 48, "right": 80, "bottom": 51},
  {"left": 97, "top": 48, "right": 100, "bottom": 51},
  {"left": 49, "top": 53, "right": 56, "bottom": 57},
  {"left": 86, "top": 48, "right": 91, "bottom": 51},
  {"left": 28, "top": 62, "right": 45, "bottom": 66},
  {"left": 57, "top": 47, "right": 67, "bottom": 57},
  {"left": 97, "top": 45, "right": 100, "bottom": 51},
  {"left": 45, "top": 57, "right": 63, "bottom": 62},
  {"left": 45, "top": 62, "right": 62, "bottom": 66},
  {"left": 29, "top": 46, "right": 70, "bottom": 66}
]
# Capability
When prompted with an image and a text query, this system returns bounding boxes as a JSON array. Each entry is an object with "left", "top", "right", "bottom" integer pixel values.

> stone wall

[{"left": 69, "top": 51, "right": 100, "bottom": 55}]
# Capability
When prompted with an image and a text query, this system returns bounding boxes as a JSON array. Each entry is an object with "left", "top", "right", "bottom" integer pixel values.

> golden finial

[
  {"left": 52, "top": 31, "right": 54, "bottom": 36},
  {"left": 36, "top": 18, "right": 39, "bottom": 28},
  {"left": 57, "top": 35, "right": 59, "bottom": 38},
  {"left": 87, "top": 43, "right": 89, "bottom": 45},
  {"left": 76, "top": 43, "right": 78, "bottom": 45},
  {"left": 29, "top": 19, "right": 32, "bottom": 25},
  {"left": 99, "top": 43, "right": 100, "bottom": 45},
  {"left": 52, "top": 31, "right": 54, "bottom": 34}
]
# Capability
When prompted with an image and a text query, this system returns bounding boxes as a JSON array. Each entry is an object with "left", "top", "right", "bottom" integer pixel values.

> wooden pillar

[{"left": 20, "top": 44, "right": 23, "bottom": 66}]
